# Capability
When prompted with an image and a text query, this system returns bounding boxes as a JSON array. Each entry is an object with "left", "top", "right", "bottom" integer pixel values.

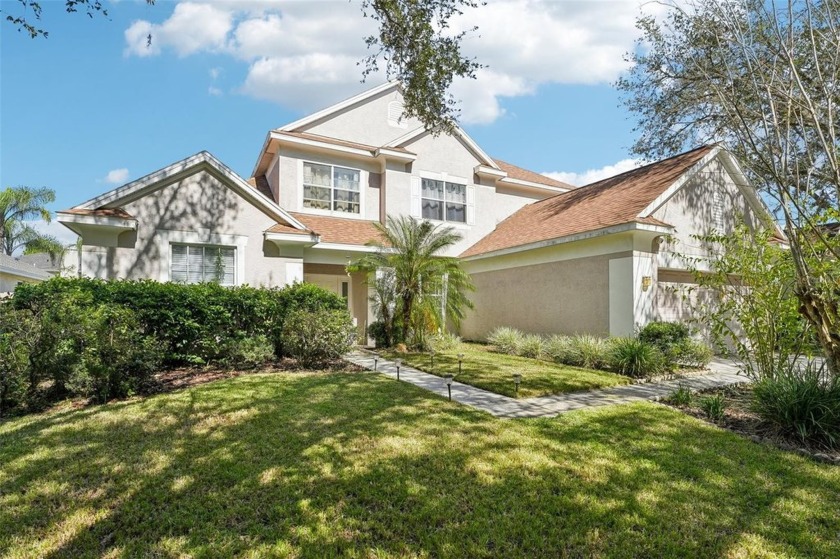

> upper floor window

[
  {"left": 171, "top": 244, "right": 235, "bottom": 286},
  {"left": 303, "top": 162, "right": 361, "bottom": 214},
  {"left": 421, "top": 178, "right": 466, "bottom": 223}
]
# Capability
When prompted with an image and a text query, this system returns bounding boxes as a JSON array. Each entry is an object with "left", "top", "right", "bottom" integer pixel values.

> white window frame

[
  {"left": 412, "top": 171, "right": 474, "bottom": 226},
  {"left": 299, "top": 160, "right": 366, "bottom": 219},
  {"left": 170, "top": 243, "right": 237, "bottom": 286},
  {"left": 154, "top": 230, "right": 248, "bottom": 286}
]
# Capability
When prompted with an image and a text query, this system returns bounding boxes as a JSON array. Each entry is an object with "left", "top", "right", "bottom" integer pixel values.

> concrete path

[{"left": 345, "top": 352, "right": 747, "bottom": 418}]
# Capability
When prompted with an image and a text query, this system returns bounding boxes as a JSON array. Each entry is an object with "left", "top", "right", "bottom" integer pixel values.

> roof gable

[
  {"left": 70, "top": 152, "right": 306, "bottom": 231},
  {"left": 461, "top": 145, "right": 718, "bottom": 258}
]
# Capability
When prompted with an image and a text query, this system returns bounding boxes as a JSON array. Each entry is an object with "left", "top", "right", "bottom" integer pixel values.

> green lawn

[
  {"left": 382, "top": 342, "right": 629, "bottom": 397},
  {"left": 2, "top": 370, "right": 839, "bottom": 558}
]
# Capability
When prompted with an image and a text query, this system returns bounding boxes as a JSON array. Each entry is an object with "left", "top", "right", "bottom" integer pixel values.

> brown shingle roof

[
  {"left": 461, "top": 145, "right": 716, "bottom": 258},
  {"left": 60, "top": 207, "right": 135, "bottom": 219},
  {"left": 290, "top": 212, "right": 385, "bottom": 246},
  {"left": 266, "top": 222, "right": 313, "bottom": 235},
  {"left": 494, "top": 159, "right": 574, "bottom": 190}
]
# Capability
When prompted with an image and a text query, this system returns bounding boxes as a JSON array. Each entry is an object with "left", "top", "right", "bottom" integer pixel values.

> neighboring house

[
  {"left": 0, "top": 253, "right": 52, "bottom": 293},
  {"left": 57, "top": 82, "right": 777, "bottom": 341},
  {"left": 17, "top": 252, "right": 64, "bottom": 277}
]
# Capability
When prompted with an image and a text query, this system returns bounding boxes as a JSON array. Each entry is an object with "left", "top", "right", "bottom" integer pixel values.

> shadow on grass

[{"left": 1, "top": 372, "right": 839, "bottom": 558}]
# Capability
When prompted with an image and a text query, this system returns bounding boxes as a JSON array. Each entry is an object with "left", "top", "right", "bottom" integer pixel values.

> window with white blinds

[
  {"left": 170, "top": 244, "right": 236, "bottom": 286},
  {"left": 421, "top": 178, "right": 466, "bottom": 223}
]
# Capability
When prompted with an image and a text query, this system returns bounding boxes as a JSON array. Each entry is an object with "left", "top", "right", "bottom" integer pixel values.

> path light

[
  {"left": 373, "top": 353, "right": 379, "bottom": 371},
  {"left": 444, "top": 374, "right": 454, "bottom": 401},
  {"left": 513, "top": 373, "right": 522, "bottom": 397},
  {"left": 430, "top": 349, "right": 436, "bottom": 370},
  {"left": 395, "top": 359, "right": 402, "bottom": 380},
  {"left": 457, "top": 353, "right": 464, "bottom": 376}
]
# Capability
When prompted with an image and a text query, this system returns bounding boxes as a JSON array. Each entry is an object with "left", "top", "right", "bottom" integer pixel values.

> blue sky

[{"left": 1, "top": 1, "right": 650, "bottom": 244}]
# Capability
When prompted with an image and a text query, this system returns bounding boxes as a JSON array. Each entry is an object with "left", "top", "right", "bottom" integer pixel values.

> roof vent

[{"left": 388, "top": 101, "right": 407, "bottom": 128}]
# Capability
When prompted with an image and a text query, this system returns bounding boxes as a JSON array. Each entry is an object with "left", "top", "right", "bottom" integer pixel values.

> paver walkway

[{"left": 346, "top": 351, "right": 747, "bottom": 418}]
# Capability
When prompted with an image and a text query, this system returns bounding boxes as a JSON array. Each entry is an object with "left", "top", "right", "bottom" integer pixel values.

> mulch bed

[{"left": 663, "top": 384, "right": 840, "bottom": 465}]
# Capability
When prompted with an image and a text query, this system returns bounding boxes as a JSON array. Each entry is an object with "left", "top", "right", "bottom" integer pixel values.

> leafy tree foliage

[
  {"left": 350, "top": 215, "right": 474, "bottom": 348},
  {"left": 0, "top": 186, "right": 63, "bottom": 257},
  {"left": 617, "top": 0, "right": 840, "bottom": 373}
]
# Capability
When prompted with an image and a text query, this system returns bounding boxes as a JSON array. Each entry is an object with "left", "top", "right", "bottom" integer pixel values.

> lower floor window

[{"left": 170, "top": 244, "right": 236, "bottom": 285}]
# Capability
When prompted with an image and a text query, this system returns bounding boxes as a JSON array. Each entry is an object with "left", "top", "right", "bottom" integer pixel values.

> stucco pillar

[{"left": 609, "top": 256, "right": 634, "bottom": 336}]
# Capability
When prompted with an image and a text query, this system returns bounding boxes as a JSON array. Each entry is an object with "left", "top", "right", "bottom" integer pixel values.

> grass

[
  {"left": 382, "top": 341, "right": 629, "bottom": 397},
  {"left": 3, "top": 370, "right": 840, "bottom": 557}
]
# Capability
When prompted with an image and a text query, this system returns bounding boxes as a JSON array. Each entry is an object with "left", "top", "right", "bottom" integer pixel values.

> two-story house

[{"left": 57, "top": 82, "right": 779, "bottom": 341}]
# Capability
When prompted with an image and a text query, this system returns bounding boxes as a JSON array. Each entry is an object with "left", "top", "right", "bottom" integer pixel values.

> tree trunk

[{"left": 797, "top": 286, "right": 840, "bottom": 377}]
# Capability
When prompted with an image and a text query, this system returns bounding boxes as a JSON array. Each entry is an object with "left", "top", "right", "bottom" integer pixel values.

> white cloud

[
  {"left": 543, "top": 158, "right": 642, "bottom": 187},
  {"left": 209, "top": 66, "right": 222, "bottom": 79},
  {"left": 208, "top": 86, "right": 223, "bottom": 96},
  {"left": 23, "top": 219, "right": 79, "bottom": 247},
  {"left": 123, "top": 1, "right": 658, "bottom": 123},
  {"left": 104, "top": 168, "right": 130, "bottom": 184}
]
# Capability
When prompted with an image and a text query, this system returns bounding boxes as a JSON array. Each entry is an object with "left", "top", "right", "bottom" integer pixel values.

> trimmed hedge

[
  {"left": 12, "top": 278, "right": 346, "bottom": 364},
  {"left": 1, "top": 278, "right": 352, "bottom": 416}
]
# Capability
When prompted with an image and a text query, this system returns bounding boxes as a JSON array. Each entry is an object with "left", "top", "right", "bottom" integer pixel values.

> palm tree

[
  {"left": 0, "top": 186, "right": 57, "bottom": 256},
  {"left": 350, "top": 215, "right": 474, "bottom": 347}
]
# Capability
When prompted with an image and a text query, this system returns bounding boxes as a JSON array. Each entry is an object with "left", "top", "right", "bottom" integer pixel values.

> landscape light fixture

[
  {"left": 513, "top": 373, "right": 522, "bottom": 397},
  {"left": 395, "top": 359, "right": 402, "bottom": 380},
  {"left": 373, "top": 353, "right": 379, "bottom": 371},
  {"left": 444, "top": 374, "right": 454, "bottom": 401},
  {"left": 457, "top": 353, "right": 464, "bottom": 376}
]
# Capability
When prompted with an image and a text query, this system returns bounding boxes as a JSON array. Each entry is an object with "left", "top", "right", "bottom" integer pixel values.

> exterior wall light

[
  {"left": 513, "top": 373, "right": 522, "bottom": 397},
  {"left": 444, "top": 374, "right": 454, "bottom": 400},
  {"left": 641, "top": 276, "right": 653, "bottom": 292}
]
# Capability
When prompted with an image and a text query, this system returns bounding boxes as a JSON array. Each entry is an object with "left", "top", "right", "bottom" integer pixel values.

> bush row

[
  {"left": 486, "top": 322, "right": 712, "bottom": 378},
  {"left": 0, "top": 278, "right": 355, "bottom": 416}
]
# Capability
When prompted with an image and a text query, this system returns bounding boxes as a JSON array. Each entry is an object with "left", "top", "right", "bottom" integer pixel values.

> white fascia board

[
  {"left": 498, "top": 177, "right": 570, "bottom": 193},
  {"left": 637, "top": 146, "right": 722, "bottom": 217},
  {"left": 462, "top": 222, "right": 674, "bottom": 262},
  {"left": 270, "top": 131, "right": 374, "bottom": 159},
  {"left": 384, "top": 123, "right": 499, "bottom": 170},
  {"left": 249, "top": 131, "right": 274, "bottom": 181},
  {"left": 474, "top": 165, "right": 508, "bottom": 180},
  {"left": 277, "top": 81, "right": 399, "bottom": 132},
  {"left": 310, "top": 242, "right": 381, "bottom": 253},
  {"left": 717, "top": 150, "right": 787, "bottom": 239},
  {"left": 265, "top": 231, "right": 320, "bottom": 246},
  {"left": 374, "top": 148, "right": 417, "bottom": 162},
  {"left": 56, "top": 212, "right": 138, "bottom": 230},
  {"left": 74, "top": 151, "right": 307, "bottom": 232}
]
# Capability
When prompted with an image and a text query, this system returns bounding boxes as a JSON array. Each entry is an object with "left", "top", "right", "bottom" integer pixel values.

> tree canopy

[{"left": 618, "top": 0, "right": 840, "bottom": 373}]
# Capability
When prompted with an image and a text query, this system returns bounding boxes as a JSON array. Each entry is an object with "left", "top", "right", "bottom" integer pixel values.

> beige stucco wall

[
  {"left": 302, "top": 88, "right": 423, "bottom": 147},
  {"left": 461, "top": 252, "right": 623, "bottom": 340},
  {"left": 649, "top": 155, "right": 765, "bottom": 327},
  {"left": 0, "top": 271, "right": 39, "bottom": 293},
  {"left": 78, "top": 169, "right": 298, "bottom": 288}
]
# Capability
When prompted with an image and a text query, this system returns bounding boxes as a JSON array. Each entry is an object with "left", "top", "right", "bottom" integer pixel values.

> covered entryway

[{"left": 303, "top": 263, "right": 371, "bottom": 343}]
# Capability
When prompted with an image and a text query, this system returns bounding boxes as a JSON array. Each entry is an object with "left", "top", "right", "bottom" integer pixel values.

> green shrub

[
  {"left": 699, "top": 394, "right": 727, "bottom": 422},
  {"left": 608, "top": 338, "right": 665, "bottom": 378},
  {"left": 487, "top": 327, "right": 524, "bottom": 355},
  {"left": 518, "top": 334, "right": 544, "bottom": 359},
  {"left": 281, "top": 308, "right": 355, "bottom": 367},
  {"left": 638, "top": 321, "right": 690, "bottom": 352},
  {"left": 0, "top": 305, "right": 38, "bottom": 416},
  {"left": 568, "top": 334, "right": 611, "bottom": 369},
  {"left": 219, "top": 334, "right": 275, "bottom": 369},
  {"left": 368, "top": 321, "right": 390, "bottom": 348},
  {"left": 427, "top": 331, "right": 462, "bottom": 352},
  {"left": 544, "top": 335, "right": 576, "bottom": 365},
  {"left": 752, "top": 367, "right": 840, "bottom": 448},
  {"left": 668, "top": 385, "right": 693, "bottom": 406},
  {"left": 667, "top": 338, "right": 713, "bottom": 369}
]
